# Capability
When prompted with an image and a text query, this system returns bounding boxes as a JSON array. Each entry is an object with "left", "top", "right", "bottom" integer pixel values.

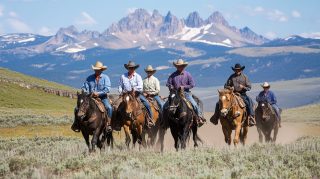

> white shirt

[{"left": 143, "top": 75, "right": 160, "bottom": 95}]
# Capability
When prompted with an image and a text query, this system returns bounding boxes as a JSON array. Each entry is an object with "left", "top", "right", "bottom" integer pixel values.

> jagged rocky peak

[
  {"left": 56, "top": 25, "right": 79, "bottom": 36},
  {"left": 159, "top": 11, "right": 184, "bottom": 36},
  {"left": 206, "top": 11, "right": 228, "bottom": 26},
  {"left": 185, "top": 11, "right": 204, "bottom": 28}
]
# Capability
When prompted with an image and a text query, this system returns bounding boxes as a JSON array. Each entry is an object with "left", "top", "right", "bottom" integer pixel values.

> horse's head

[
  {"left": 122, "top": 91, "right": 138, "bottom": 118},
  {"left": 168, "top": 89, "right": 180, "bottom": 115},
  {"left": 77, "top": 91, "right": 91, "bottom": 120},
  {"left": 218, "top": 89, "right": 233, "bottom": 117},
  {"left": 258, "top": 101, "right": 272, "bottom": 122}
]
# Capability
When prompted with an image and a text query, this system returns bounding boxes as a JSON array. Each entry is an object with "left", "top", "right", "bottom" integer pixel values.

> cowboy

[
  {"left": 143, "top": 65, "right": 164, "bottom": 110},
  {"left": 256, "top": 82, "right": 281, "bottom": 127},
  {"left": 211, "top": 63, "right": 255, "bottom": 126},
  {"left": 118, "top": 61, "right": 154, "bottom": 126},
  {"left": 71, "top": 61, "right": 112, "bottom": 132},
  {"left": 166, "top": 59, "right": 205, "bottom": 124}
]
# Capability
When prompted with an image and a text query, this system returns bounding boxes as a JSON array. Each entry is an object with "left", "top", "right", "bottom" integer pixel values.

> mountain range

[{"left": 0, "top": 9, "right": 320, "bottom": 88}]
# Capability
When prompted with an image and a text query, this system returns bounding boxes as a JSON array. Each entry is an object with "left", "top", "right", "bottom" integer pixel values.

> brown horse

[
  {"left": 142, "top": 97, "right": 161, "bottom": 148},
  {"left": 255, "top": 101, "right": 280, "bottom": 143},
  {"left": 118, "top": 91, "right": 158, "bottom": 149},
  {"left": 76, "top": 92, "right": 110, "bottom": 152},
  {"left": 217, "top": 89, "right": 248, "bottom": 146}
]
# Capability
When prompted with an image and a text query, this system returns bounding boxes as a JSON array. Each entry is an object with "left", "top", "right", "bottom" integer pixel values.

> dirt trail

[{"left": 159, "top": 113, "right": 320, "bottom": 150}]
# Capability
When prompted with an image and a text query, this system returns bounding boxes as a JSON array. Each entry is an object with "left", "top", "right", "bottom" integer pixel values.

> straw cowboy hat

[
  {"left": 261, "top": 82, "right": 271, "bottom": 88},
  {"left": 124, "top": 61, "right": 140, "bottom": 69},
  {"left": 91, "top": 61, "right": 107, "bottom": 71},
  {"left": 232, "top": 63, "right": 245, "bottom": 71},
  {"left": 173, "top": 59, "right": 188, "bottom": 67},
  {"left": 144, "top": 65, "right": 157, "bottom": 74}
]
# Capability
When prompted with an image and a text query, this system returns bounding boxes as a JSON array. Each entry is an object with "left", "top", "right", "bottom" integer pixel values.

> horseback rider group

[{"left": 72, "top": 59, "right": 281, "bottom": 132}]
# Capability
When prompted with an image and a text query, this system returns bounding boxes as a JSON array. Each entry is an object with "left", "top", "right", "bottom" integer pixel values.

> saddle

[
  {"left": 178, "top": 93, "right": 194, "bottom": 111},
  {"left": 234, "top": 93, "right": 246, "bottom": 109},
  {"left": 147, "top": 97, "right": 160, "bottom": 112},
  {"left": 92, "top": 98, "right": 106, "bottom": 113}
]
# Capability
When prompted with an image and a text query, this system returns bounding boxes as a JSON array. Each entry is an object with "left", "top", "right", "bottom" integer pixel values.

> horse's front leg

[
  {"left": 123, "top": 125, "right": 131, "bottom": 149},
  {"left": 256, "top": 125, "right": 264, "bottom": 143},
  {"left": 233, "top": 120, "right": 242, "bottom": 146},
  {"left": 241, "top": 126, "right": 248, "bottom": 145},
  {"left": 273, "top": 123, "right": 279, "bottom": 143},
  {"left": 192, "top": 124, "right": 198, "bottom": 148},
  {"left": 81, "top": 130, "right": 92, "bottom": 152},
  {"left": 91, "top": 129, "right": 101, "bottom": 152}
]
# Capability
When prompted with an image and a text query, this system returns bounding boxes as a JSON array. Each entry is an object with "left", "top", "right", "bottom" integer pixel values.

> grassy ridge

[
  {"left": 282, "top": 104, "right": 320, "bottom": 124},
  {"left": 0, "top": 67, "right": 75, "bottom": 91},
  {"left": 0, "top": 68, "right": 76, "bottom": 127},
  {"left": 0, "top": 136, "right": 319, "bottom": 178}
]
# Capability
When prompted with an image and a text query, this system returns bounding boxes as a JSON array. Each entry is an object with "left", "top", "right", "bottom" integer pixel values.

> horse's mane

[{"left": 218, "top": 89, "right": 232, "bottom": 94}]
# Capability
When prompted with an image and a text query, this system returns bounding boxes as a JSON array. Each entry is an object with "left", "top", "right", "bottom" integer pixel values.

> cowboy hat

[
  {"left": 144, "top": 65, "right": 157, "bottom": 74},
  {"left": 91, "top": 61, "right": 107, "bottom": 71},
  {"left": 232, "top": 63, "right": 245, "bottom": 71},
  {"left": 124, "top": 61, "right": 140, "bottom": 69},
  {"left": 173, "top": 59, "right": 188, "bottom": 67},
  {"left": 261, "top": 82, "right": 270, "bottom": 88}
]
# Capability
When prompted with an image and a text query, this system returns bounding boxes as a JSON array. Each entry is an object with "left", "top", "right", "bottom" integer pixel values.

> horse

[
  {"left": 118, "top": 91, "right": 158, "bottom": 149},
  {"left": 164, "top": 89, "right": 202, "bottom": 151},
  {"left": 76, "top": 92, "right": 112, "bottom": 152},
  {"left": 142, "top": 96, "right": 162, "bottom": 148},
  {"left": 217, "top": 88, "right": 248, "bottom": 146},
  {"left": 255, "top": 101, "right": 280, "bottom": 143}
]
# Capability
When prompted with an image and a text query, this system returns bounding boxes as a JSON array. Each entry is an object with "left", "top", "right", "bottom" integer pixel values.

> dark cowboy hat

[
  {"left": 231, "top": 63, "right": 245, "bottom": 71},
  {"left": 124, "top": 61, "right": 140, "bottom": 69}
]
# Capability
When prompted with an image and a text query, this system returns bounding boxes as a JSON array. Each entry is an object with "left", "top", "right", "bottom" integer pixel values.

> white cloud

[
  {"left": 76, "top": 12, "right": 97, "bottom": 25},
  {"left": 38, "top": 26, "right": 55, "bottom": 36},
  {"left": 291, "top": 10, "right": 301, "bottom": 18},
  {"left": 9, "top": 11, "right": 18, "bottom": 17},
  {"left": 254, "top": 6, "right": 264, "bottom": 13},
  {"left": 127, "top": 7, "right": 137, "bottom": 14},
  {"left": 6, "top": 18, "right": 33, "bottom": 33},
  {"left": 267, "top": 9, "right": 288, "bottom": 22},
  {"left": 243, "top": 6, "right": 288, "bottom": 22},
  {"left": 265, "top": 31, "right": 277, "bottom": 39}
]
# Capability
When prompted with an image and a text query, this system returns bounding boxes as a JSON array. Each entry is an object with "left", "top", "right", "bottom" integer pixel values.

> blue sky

[{"left": 1, "top": 0, "right": 319, "bottom": 39}]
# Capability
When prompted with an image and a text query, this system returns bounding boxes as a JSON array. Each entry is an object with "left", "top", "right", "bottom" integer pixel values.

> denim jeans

[
  {"left": 271, "top": 104, "right": 281, "bottom": 120},
  {"left": 241, "top": 94, "right": 254, "bottom": 116},
  {"left": 184, "top": 92, "right": 201, "bottom": 116},
  {"left": 153, "top": 95, "right": 164, "bottom": 110},
  {"left": 139, "top": 94, "right": 153, "bottom": 118},
  {"left": 101, "top": 98, "right": 112, "bottom": 118}
]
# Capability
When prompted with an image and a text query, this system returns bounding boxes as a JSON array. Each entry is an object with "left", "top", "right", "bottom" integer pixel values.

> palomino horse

[
  {"left": 164, "top": 89, "right": 202, "bottom": 151},
  {"left": 76, "top": 92, "right": 111, "bottom": 152},
  {"left": 217, "top": 89, "right": 248, "bottom": 146},
  {"left": 255, "top": 101, "right": 280, "bottom": 143}
]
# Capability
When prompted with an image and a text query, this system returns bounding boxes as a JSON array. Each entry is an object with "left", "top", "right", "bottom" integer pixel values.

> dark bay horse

[
  {"left": 76, "top": 92, "right": 111, "bottom": 152},
  {"left": 164, "top": 89, "right": 202, "bottom": 151},
  {"left": 217, "top": 89, "right": 248, "bottom": 146},
  {"left": 255, "top": 101, "right": 280, "bottom": 143}
]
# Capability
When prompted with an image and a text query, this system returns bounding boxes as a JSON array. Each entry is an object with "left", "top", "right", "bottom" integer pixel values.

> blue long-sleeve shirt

[
  {"left": 82, "top": 73, "right": 111, "bottom": 98},
  {"left": 256, "top": 90, "right": 277, "bottom": 105},
  {"left": 118, "top": 72, "right": 143, "bottom": 93}
]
